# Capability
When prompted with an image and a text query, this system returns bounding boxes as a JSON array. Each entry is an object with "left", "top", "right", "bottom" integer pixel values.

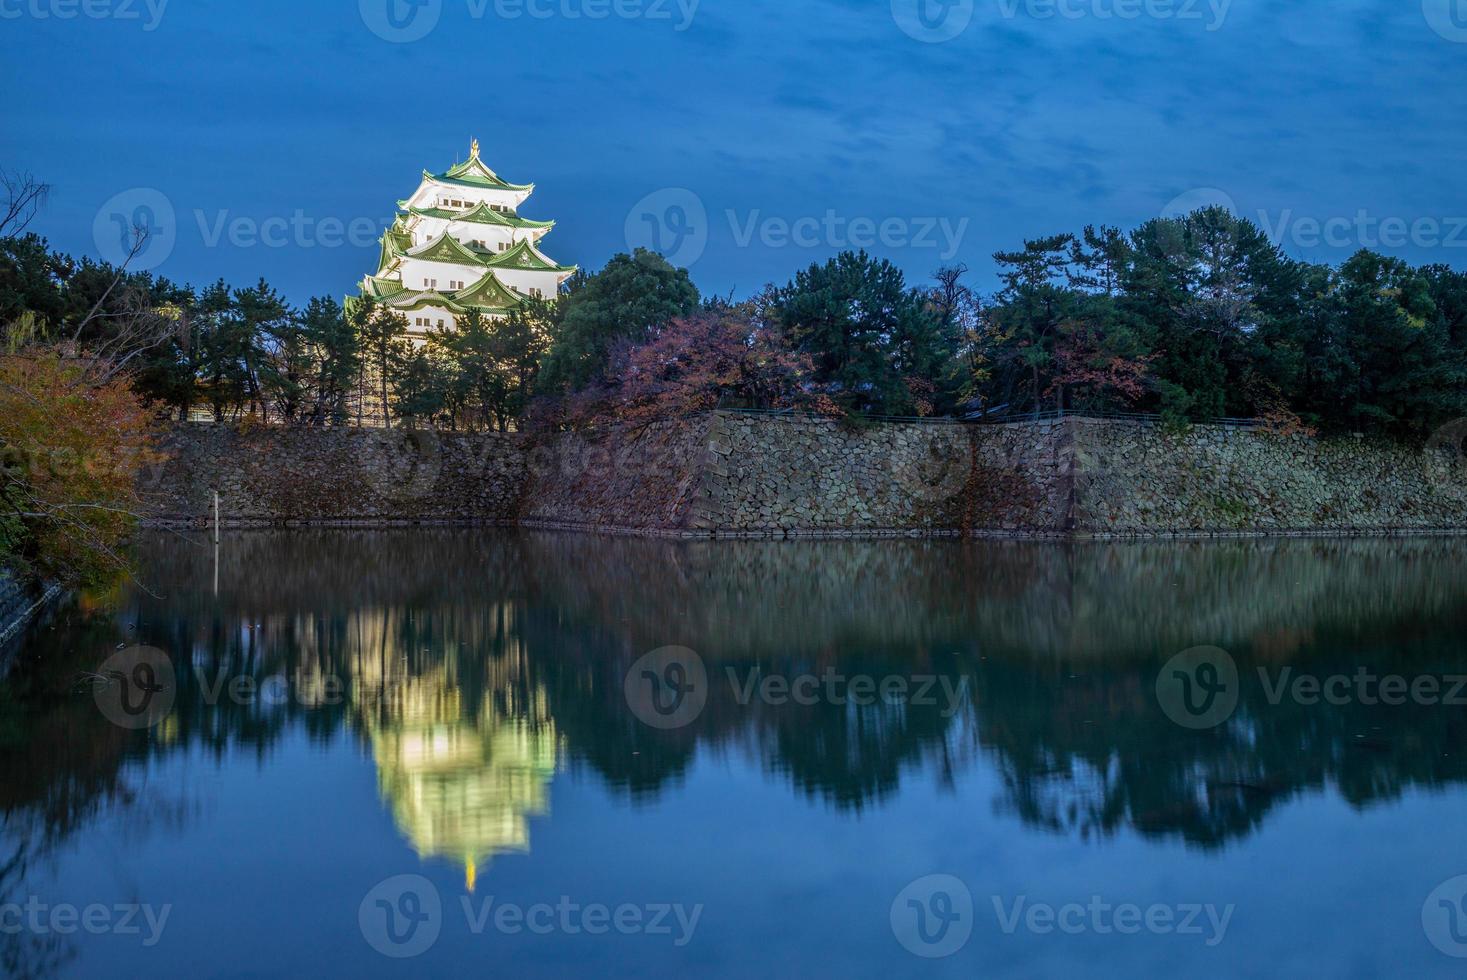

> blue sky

[{"left": 3, "top": 0, "right": 1465, "bottom": 304}]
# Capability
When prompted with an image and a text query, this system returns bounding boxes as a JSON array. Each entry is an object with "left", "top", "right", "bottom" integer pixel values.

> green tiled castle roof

[{"left": 402, "top": 202, "right": 554, "bottom": 231}]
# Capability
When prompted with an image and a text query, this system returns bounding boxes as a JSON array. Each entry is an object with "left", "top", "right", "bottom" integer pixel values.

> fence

[
  {"left": 714, "top": 406, "right": 1264, "bottom": 429},
  {"left": 174, "top": 403, "right": 1263, "bottom": 432}
]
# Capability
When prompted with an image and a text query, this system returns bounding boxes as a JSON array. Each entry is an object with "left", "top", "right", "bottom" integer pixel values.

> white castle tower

[{"left": 353, "top": 139, "right": 576, "bottom": 338}]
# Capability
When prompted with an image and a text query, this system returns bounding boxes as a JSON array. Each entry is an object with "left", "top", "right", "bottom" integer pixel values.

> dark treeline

[
  {"left": 0, "top": 226, "right": 558, "bottom": 432},
  {"left": 5, "top": 205, "right": 1466, "bottom": 438}
]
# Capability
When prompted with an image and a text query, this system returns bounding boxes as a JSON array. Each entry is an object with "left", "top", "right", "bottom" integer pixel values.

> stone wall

[
  {"left": 517, "top": 415, "right": 718, "bottom": 534},
  {"left": 513, "top": 413, "right": 1074, "bottom": 536},
  {"left": 682, "top": 413, "right": 1467, "bottom": 537},
  {"left": 144, "top": 424, "right": 526, "bottom": 526},
  {"left": 0, "top": 568, "right": 62, "bottom": 654},
  {"left": 141, "top": 414, "right": 1467, "bottom": 537},
  {"left": 0, "top": 569, "right": 33, "bottom": 644},
  {"left": 690, "top": 414, "right": 1072, "bottom": 535},
  {"left": 1068, "top": 418, "right": 1467, "bottom": 535}
]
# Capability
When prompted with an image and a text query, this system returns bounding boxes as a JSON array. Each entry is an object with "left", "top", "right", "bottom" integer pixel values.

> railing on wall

[
  {"left": 967, "top": 409, "right": 1264, "bottom": 429},
  {"left": 713, "top": 406, "right": 1264, "bottom": 429},
  {"left": 173, "top": 404, "right": 1262, "bottom": 431}
]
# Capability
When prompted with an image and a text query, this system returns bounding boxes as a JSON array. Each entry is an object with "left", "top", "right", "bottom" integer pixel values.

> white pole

[{"left": 212, "top": 489, "right": 221, "bottom": 597}]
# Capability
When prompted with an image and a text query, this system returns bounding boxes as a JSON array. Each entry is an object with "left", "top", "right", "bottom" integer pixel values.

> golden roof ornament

[{"left": 470, "top": 138, "right": 480, "bottom": 159}]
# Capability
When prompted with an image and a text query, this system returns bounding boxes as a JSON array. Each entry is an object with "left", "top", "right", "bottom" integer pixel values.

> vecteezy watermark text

[
  {"left": 891, "top": 0, "right": 1229, "bottom": 43},
  {"left": 194, "top": 210, "right": 385, "bottom": 250},
  {"left": 995, "top": 0, "right": 1231, "bottom": 29},
  {"left": 625, "top": 188, "right": 969, "bottom": 268},
  {"left": 0, "top": 899, "right": 171, "bottom": 947},
  {"left": 889, "top": 874, "right": 1235, "bottom": 957},
  {"left": 991, "top": 895, "right": 1234, "bottom": 945},
  {"left": 727, "top": 210, "right": 968, "bottom": 260},
  {"left": 1257, "top": 668, "right": 1467, "bottom": 707},
  {"left": 1156, "top": 645, "right": 1467, "bottom": 729},
  {"left": 0, "top": 0, "right": 168, "bottom": 30},
  {"left": 358, "top": 875, "right": 702, "bottom": 959},
  {"left": 92, "top": 186, "right": 395, "bottom": 272},
  {"left": 359, "top": 0, "right": 697, "bottom": 43},
  {"left": 624, "top": 646, "right": 969, "bottom": 730},
  {"left": 1256, "top": 210, "right": 1467, "bottom": 251},
  {"left": 725, "top": 667, "right": 969, "bottom": 716},
  {"left": 1161, "top": 188, "right": 1467, "bottom": 253}
]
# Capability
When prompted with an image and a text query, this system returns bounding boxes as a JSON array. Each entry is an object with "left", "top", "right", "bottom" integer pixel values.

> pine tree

[{"left": 355, "top": 300, "right": 409, "bottom": 427}]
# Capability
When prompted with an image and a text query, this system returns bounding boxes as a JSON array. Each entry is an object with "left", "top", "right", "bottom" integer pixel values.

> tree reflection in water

[{"left": 4, "top": 528, "right": 1467, "bottom": 966}]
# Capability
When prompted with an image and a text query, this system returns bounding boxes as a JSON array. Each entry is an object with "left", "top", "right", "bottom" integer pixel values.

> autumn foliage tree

[
  {"left": 554, "top": 306, "right": 831, "bottom": 427},
  {"left": 1046, "top": 320, "right": 1151, "bottom": 411},
  {"left": 0, "top": 350, "right": 162, "bottom": 584}
]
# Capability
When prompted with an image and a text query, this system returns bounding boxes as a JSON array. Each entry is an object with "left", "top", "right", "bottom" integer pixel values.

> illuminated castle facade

[{"left": 352, "top": 139, "right": 576, "bottom": 339}]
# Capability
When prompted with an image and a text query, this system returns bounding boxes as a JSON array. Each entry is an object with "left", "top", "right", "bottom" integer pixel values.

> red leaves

[
  {"left": 0, "top": 352, "right": 163, "bottom": 582},
  {"left": 558, "top": 308, "right": 826, "bottom": 427},
  {"left": 1047, "top": 321, "right": 1151, "bottom": 406}
]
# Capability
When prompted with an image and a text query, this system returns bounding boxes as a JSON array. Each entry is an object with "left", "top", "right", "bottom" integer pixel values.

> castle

[{"left": 352, "top": 139, "right": 576, "bottom": 339}]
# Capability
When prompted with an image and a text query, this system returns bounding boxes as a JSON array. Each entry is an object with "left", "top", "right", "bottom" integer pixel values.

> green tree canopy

[
  {"left": 767, "top": 250, "right": 952, "bottom": 416},
  {"left": 538, "top": 248, "right": 699, "bottom": 395}
]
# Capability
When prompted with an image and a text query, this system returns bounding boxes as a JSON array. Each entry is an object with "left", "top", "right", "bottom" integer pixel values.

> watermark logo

[
  {"left": 1423, "top": 875, "right": 1467, "bottom": 957},
  {"left": 1425, "top": 417, "right": 1467, "bottom": 502},
  {"left": 357, "top": 428, "right": 443, "bottom": 503},
  {"left": 624, "top": 646, "right": 708, "bottom": 730},
  {"left": 626, "top": 188, "right": 709, "bottom": 268},
  {"left": 93, "top": 188, "right": 176, "bottom": 271},
  {"left": 1157, "top": 186, "right": 1238, "bottom": 254},
  {"left": 1161, "top": 186, "right": 1238, "bottom": 223},
  {"left": 360, "top": 0, "right": 443, "bottom": 42},
  {"left": 91, "top": 645, "right": 175, "bottom": 730},
  {"left": 1423, "top": 0, "right": 1467, "bottom": 42},
  {"left": 891, "top": 0, "right": 974, "bottom": 42},
  {"left": 889, "top": 427, "right": 970, "bottom": 503},
  {"left": 891, "top": 874, "right": 973, "bottom": 958},
  {"left": 1156, "top": 646, "right": 1238, "bottom": 729},
  {"left": 360, "top": 875, "right": 443, "bottom": 958}
]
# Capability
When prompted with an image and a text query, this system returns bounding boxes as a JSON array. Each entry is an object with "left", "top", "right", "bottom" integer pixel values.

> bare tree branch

[{"left": 0, "top": 169, "right": 50, "bottom": 238}]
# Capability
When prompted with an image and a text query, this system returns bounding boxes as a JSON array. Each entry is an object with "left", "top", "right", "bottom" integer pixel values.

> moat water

[{"left": 4, "top": 530, "right": 1467, "bottom": 977}]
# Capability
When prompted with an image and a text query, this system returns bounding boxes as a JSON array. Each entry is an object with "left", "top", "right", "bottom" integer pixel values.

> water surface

[{"left": 4, "top": 530, "right": 1467, "bottom": 977}]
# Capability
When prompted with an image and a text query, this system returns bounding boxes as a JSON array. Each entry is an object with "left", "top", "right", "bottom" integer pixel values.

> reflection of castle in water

[
  {"left": 348, "top": 607, "right": 558, "bottom": 890},
  {"left": 119, "top": 530, "right": 1467, "bottom": 851}
]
